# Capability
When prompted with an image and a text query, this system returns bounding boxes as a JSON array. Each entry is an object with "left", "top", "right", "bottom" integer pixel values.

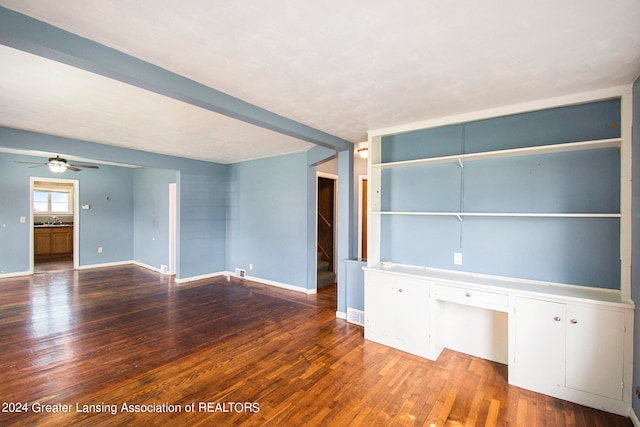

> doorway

[
  {"left": 31, "top": 177, "right": 79, "bottom": 273},
  {"left": 317, "top": 174, "right": 337, "bottom": 289},
  {"left": 359, "top": 176, "right": 368, "bottom": 260}
]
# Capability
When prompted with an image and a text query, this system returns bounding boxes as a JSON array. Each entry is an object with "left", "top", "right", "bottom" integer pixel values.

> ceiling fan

[{"left": 15, "top": 155, "right": 100, "bottom": 173}]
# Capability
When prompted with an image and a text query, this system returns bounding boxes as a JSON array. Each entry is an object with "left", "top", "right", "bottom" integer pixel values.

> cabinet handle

[
  {"left": 554, "top": 316, "right": 561, "bottom": 321},
  {"left": 465, "top": 292, "right": 471, "bottom": 297},
  {"left": 570, "top": 319, "right": 578, "bottom": 324}
]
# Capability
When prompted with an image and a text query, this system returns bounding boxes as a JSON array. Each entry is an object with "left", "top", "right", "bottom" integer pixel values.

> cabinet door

[
  {"left": 34, "top": 229, "right": 52, "bottom": 255},
  {"left": 396, "top": 278, "right": 430, "bottom": 352},
  {"left": 364, "top": 273, "right": 396, "bottom": 340},
  {"left": 51, "top": 228, "right": 71, "bottom": 254},
  {"left": 514, "top": 297, "right": 565, "bottom": 390},
  {"left": 565, "top": 305, "right": 624, "bottom": 400}
]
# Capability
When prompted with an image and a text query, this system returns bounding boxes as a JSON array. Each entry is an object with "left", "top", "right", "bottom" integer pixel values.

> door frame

[
  {"left": 316, "top": 172, "right": 338, "bottom": 290},
  {"left": 358, "top": 175, "right": 368, "bottom": 260},
  {"left": 30, "top": 176, "right": 80, "bottom": 273}
]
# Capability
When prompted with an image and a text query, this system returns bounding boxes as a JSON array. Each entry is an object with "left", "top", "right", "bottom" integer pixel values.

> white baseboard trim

[
  {"left": 631, "top": 408, "right": 639, "bottom": 427},
  {"left": 132, "top": 261, "right": 163, "bottom": 274},
  {"left": 177, "top": 271, "right": 313, "bottom": 294},
  {"left": 76, "top": 260, "right": 133, "bottom": 270},
  {"left": 0, "top": 270, "right": 31, "bottom": 279},
  {"left": 174, "top": 271, "right": 229, "bottom": 284},
  {"left": 240, "top": 273, "right": 311, "bottom": 294},
  {"left": 336, "top": 310, "right": 347, "bottom": 320}
]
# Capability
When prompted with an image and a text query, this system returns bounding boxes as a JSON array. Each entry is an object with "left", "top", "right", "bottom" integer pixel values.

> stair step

[
  {"left": 317, "top": 260, "right": 330, "bottom": 273},
  {"left": 317, "top": 270, "right": 336, "bottom": 288}
]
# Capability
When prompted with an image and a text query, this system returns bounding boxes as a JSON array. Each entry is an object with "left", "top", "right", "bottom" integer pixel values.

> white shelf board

[
  {"left": 373, "top": 211, "right": 621, "bottom": 218},
  {"left": 372, "top": 138, "right": 621, "bottom": 169}
]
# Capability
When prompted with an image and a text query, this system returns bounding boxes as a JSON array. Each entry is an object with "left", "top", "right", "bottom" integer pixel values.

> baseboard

[
  {"left": 239, "top": 273, "right": 312, "bottom": 294},
  {"left": 132, "top": 261, "right": 162, "bottom": 274},
  {"left": 336, "top": 311, "right": 347, "bottom": 320},
  {"left": 174, "top": 271, "right": 229, "bottom": 284},
  {"left": 0, "top": 270, "right": 31, "bottom": 279},
  {"left": 631, "top": 407, "right": 640, "bottom": 427},
  {"left": 75, "top": 260, "right": 133, "bottom": 270}
]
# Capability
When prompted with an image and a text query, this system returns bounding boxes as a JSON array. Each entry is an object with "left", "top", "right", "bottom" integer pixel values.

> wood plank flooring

[{"left": 0, "top": 265, "right": 632, "bottom": 426}]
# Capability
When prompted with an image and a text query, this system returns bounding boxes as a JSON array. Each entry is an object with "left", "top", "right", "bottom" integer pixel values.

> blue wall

[
  {"left": 178, "top": 170, "right": 227, "bottom": 277},
  {"left": 0, "top": 127, "right": 341, "bottom": 288},
  {"left": 227, "top": 152, "right": 310, "bottom": 289},
  {"left": 0, "top": 151, "right": 135, "bottom": 270},
  {"left": 0, "top": 127, "right": 228, "bottom": 280},
  {"left": 380, "top": 99, "right": 622, "bottom": 288},
  {"left": 133, "top": 167, "right": 176, "bottom": 271},
  {"left": 77, "top": 162, "right": 134, "bottom": 265}
]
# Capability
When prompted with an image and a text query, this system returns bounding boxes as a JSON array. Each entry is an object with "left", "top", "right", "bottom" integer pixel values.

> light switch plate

[{"left": 454, "top": 252, "right": 463, "bottom": 265}]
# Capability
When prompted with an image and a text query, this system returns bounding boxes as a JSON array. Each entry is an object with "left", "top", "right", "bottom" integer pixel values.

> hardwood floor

[
  {"left": 0, "top": 266, "right": 632, "bottom": 426},
  {"left": 34, "top": 258, "right": 73, "bottom": 273}
]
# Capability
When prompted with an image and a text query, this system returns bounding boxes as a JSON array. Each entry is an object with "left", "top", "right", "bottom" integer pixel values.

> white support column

[
  {"left": 620, "top": 87, "right": 633, "bottom": 301},
  {"left": 336, "top": 148, "right": 354, "bottom": 316},
  {"left": 367, "top": 135, "right": 382, "bottom": 266}
]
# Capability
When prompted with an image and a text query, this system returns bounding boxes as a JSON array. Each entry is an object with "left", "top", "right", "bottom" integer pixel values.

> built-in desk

[{"left": 363, "top": 264, "right": 634, "bottom": 416}]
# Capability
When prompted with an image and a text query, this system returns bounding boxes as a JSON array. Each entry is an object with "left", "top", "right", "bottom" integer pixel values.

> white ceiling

[{"left": 0, "top": 0, "right": 639, "bottom": 164}]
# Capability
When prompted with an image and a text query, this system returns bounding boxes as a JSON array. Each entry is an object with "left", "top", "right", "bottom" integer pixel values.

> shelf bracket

[{"left": 457, "top": 158, "right": 464, "bottom": 169}]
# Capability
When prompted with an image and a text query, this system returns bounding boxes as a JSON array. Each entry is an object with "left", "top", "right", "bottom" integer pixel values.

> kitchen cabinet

[{"left": 34, "top": 226, "right": 73, "bottom": 259}]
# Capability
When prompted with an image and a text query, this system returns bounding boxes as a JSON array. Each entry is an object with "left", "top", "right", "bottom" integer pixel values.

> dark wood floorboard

[
  {"left": 33, "top": 258, "right": 73, "bottom": 273},
  {"left": 0, "top": 266, "right": 632, "bottom": 426}
]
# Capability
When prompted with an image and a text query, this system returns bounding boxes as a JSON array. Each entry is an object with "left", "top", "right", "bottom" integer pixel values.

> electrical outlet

[
  {"left": 98, "top": 247, "right": 103, "bottom": 253},
  {"left": 235, "top": 268, "right": 246, "bottom": 278},
  {"left": 249, "top": 263, "right": 253, "bottom": 270}
]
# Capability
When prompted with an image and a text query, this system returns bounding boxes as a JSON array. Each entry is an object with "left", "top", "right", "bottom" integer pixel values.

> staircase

[{"left": 317, "top": 252, "right": 336, "bottom": 288}]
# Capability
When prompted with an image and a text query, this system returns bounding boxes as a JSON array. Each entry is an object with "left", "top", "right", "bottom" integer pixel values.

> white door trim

[{"left": 30, "top": 176, "right": 80, "bottom": 272}]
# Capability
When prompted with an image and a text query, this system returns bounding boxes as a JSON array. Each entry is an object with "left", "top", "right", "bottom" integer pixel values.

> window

[{"left": 33, "top": 189, "right": 72, "bottom": 214}]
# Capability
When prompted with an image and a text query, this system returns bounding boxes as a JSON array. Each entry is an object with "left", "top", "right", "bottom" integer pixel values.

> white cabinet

[
  {"left": 363, "top": 265, "right": 634, "bottom": 415},
  {"left": 513, "top": 297, "right": 626, "bottom": 404},
  {"left": 364, "top": 271, "right": 431, "bottom": 359},
  {"left": 512, "top": 298, "right": 569, "bottom": 394},
  {"left": 565, "top": 304, "right": 625, "bottom": 400}
]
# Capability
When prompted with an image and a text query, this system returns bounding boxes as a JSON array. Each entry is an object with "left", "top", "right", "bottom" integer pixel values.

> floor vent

[
  {"left": 235, "top": 268, "right": 246, "bottom": 278},
  {"left": 347, "top": 308, "right": 365, "bottom": 326}
]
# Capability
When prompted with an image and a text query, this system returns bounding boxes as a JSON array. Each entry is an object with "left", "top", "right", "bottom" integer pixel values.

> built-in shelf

[
  {"left": 372, "top": 138, "right": 621, "bottom": 169},
  {"left": 373, "top": 211, "right": 621, "bottom": 218}
]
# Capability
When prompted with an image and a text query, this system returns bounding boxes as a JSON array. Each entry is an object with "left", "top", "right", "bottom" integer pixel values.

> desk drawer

[{"left": 434, "top": 284, "right": 509, "bottom": 309}]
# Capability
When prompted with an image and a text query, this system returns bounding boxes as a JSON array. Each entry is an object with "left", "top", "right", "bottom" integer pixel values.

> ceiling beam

[{"left": 0, "top": 6, "right": 352, "bottom": 152}]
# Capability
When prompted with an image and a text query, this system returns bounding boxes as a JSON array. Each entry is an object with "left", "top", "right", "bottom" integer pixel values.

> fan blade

[
  {"left": 68, "top": 164, "right": 99, "bottom": 169},
  {"left": 14, "top": 160, "right": 47, "bottom": 165},
  {"left": 28, "top": 164, "right": 47, "bottom": 168},
  {"left": 67, "top": 166, "right": 82, "bottom": 172}
]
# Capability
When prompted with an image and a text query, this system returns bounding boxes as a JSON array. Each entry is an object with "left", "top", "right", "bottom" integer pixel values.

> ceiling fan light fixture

[
  {"left": 357, "top": 147, "right": 368, "bottom": 159},
  {"left": 48, "top": 157, "right": 67, "bottom": 173}
]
